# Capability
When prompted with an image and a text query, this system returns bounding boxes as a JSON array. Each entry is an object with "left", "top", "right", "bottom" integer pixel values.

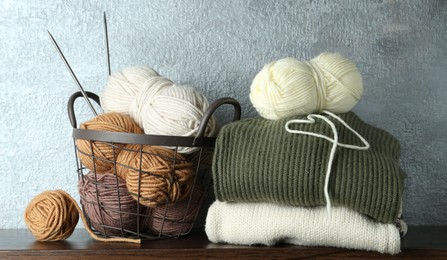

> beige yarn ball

[
  {"left": 101, "top": 66, "right": 159, "bottom": 115},
  {"left": 101, "top": 67, "right": 218, "bottom": 154},
  {"left": 249, "top": 52, "right": 363, "bottom": 120},
  {"left": 129, "top": 76, "right": 218, "bottom": 154}
]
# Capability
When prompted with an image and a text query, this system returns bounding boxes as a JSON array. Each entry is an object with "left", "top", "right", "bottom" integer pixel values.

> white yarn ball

[
  {"left": 101, "top": 66, "right": 159, "bottom": 115},
  {"left": 249, "top": 52, "right": 363, "bottom": 120},
  {"left": 100, "top": 66, "right": 218, "bottom": 154},
  {"left": 129, "top": 76, "right": 218, "bottom": 154}
]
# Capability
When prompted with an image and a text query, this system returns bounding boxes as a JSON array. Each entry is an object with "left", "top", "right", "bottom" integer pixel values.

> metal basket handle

[
  {"left": 193, "top": 97, "right": 241, "bottom": 145},
  {"left": 67, "top": 91, "right": 101, "bottom": 128},
  {"left": 68, "top": 91, "right": 241, "bottom": 145}
]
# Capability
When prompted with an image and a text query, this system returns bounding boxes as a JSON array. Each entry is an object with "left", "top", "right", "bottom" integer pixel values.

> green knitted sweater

[{"left": 213, "top": 112, "right": 404, "bottom": 224}]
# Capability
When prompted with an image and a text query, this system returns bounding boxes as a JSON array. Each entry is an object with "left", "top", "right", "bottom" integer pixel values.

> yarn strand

[
  {"left": 285, "top": 111, "right": 370, "bottom": 213},
  {"left": 71, "top": 191, "right": 141, "bottom": 243}
]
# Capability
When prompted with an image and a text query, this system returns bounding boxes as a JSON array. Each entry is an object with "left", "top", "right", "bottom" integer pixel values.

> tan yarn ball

[
  {"left": 116, "top": 144, "right": 195, "bottom": 207},
  {"left": 76, "top": 112, "right": 143, "bottom": 174},
  {"left": 249, "top": 52, "right": 363, "bottom": 120},
  {"left": 24, "top": 190, "right": 79, "bottom": 241}
]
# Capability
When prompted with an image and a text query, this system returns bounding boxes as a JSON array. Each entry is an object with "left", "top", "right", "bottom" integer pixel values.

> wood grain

[{"left": 0, "top": 226, "right": 446, "bottom": 259}]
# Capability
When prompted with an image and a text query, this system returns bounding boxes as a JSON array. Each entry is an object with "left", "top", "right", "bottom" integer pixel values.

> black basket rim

[
  {"left": 68, "top": 91, "right": 241, "bottom": 148},
  {"left": 73, "top": 128, "right": 217, "bottom": 148}
]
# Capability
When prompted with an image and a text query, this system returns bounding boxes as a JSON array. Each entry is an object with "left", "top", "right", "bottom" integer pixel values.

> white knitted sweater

[{"left": 205, "top": 201, "right": 402, "bottom": 255}]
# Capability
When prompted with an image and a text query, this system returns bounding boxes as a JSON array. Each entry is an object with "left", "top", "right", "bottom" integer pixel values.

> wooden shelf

[{"left": 0, "top": 226, "right": 446, "bottom": 259}]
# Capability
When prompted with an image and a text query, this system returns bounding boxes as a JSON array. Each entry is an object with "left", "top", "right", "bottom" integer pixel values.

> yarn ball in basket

[
  {"left": 24, "top": 190, "right": 79, "bottom": 241},
  {"left": 249, "top": 52, "right": 363, "bottom": 120},
  {"left": 129, "top": 76, "right": 218, "bottom": 149},
  {"left": 76, "top": 112, "right": 143, "bottom": 174},
  {"left": 116, "top": 144, "right": 195, "bottom": 207},
  {"left": 101, "top": 66, "right": 218, "bottom": 154},
  {"left": 148, "top": 186, "right": 206, "bottom": 236},
  {"left": 78, "top": 171, "right": 140, "bottom": 236},
  {"left": 101, "top": 66, "right": 160, "bottom": 115}
]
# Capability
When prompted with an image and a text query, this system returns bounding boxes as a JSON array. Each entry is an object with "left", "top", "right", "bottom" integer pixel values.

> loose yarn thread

[
  {"left": 101, "top": 66, "right": 218, "bottom": 154},
  {"left": 116, "top": 144, "right": 195, "bottom": 207},
  {"left": 250, "top": 52, "right": 363, "bottom": 120},
  {"left": 24, "top": 190, "right": 140, "bottom": 243},
  {"left": 285, "top": 111, "right": 370, "bottom": 213},
  {"left": 78, "top": 171, "right": 140, "bottom": 236},
  {"left": 76, "top": 112, "right": 143, "bottom": 174}
]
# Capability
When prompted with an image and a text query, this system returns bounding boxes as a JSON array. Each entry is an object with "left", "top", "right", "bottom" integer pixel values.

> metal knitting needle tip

[
  {"left": 47, "top": 30, "right": 98, "bottom": 116},
  {"left": 104, "top": 12, "right": 111, "bottom": 76}
]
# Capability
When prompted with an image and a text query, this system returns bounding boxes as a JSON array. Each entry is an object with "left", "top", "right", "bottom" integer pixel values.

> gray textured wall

[{"left": 0, "top": 0, "right": 446, "bottom": 228}]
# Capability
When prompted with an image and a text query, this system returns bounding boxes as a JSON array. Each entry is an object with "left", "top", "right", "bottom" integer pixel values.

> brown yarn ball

[
  {"left": 116, "top": 144, "right": 195, "bottom": 207},
  {"left": 76, "top": 112, "right": 143, "bottom": 175},
  {"left": 24, "top": 190, "right": 79, "bottom": 241},
  {"left": 148, "top": 186, "right": 205, "bottom": 236},
  {"left": 78, "top": 171, "right": 140, "bottom": 236}
]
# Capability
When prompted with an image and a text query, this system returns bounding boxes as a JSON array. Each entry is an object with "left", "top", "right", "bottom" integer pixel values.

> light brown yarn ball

[
  {"left": 24, "top": 190, "right": 79, "bottom": 241},
  {"left": 116, "top": 144, "right": 195, "bottom": 207},
  {"left": 76, "top": 112, "right": 143, "bottom": 174}
]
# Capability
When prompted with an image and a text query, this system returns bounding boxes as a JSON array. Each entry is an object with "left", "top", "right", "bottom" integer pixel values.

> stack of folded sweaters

[{"left": 205, "top": 112, "right": 406, "bottom": 255}]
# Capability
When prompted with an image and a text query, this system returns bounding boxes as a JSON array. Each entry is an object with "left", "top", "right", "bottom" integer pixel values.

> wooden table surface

[{"left": 0, "top": 226, "right": 446, "bottom": 259}]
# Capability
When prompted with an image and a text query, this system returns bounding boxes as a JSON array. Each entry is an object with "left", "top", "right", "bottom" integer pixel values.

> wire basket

[{"left": 68, "top": 91, "right": 241, "bottom": 240}]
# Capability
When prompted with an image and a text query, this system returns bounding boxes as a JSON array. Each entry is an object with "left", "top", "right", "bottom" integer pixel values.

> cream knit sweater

[{"left": 205, "top": 201, "right": 402, "bottom": 255}]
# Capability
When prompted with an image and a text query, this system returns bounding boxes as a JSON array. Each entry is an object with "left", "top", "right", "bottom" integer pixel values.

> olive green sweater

[{"left": 213, "top": 112, "right": 404, "bottom": 224}]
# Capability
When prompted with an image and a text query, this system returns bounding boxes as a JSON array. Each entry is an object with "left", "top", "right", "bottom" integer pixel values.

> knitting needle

[
  {"left": 47, "top": 30, "right": 98, "bottom": 116},
  {"left": 104, "top": 12, "right": 111, "bottom": 76}
]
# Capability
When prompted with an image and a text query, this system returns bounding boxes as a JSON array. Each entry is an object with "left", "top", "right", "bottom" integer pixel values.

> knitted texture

[
  {"left": 205, "top": 201, "right": 402, "bottom": 255},
  {"left": 213, "top": 112, "right": 404, "bottom": 223}
]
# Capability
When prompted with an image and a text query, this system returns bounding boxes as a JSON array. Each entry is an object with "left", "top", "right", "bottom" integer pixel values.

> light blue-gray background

[{"left": 0, "top": 0, "right": 446, "bottom": 228}]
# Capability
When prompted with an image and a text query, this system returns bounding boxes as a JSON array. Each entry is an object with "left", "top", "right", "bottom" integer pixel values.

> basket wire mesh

[{"left": 68, "top": 91, "right": 241, "bottom": 240}]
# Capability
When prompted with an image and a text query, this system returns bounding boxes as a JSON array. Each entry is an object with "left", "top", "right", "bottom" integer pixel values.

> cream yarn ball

[
  {"left": 129, "top": 76, "right": 218, "bottom": 154},
  {"left": 249, "top": 52, "right": 363, "bottom": 120},
  {"left": 101, "top": 66, "right": 159, "bottom": 115},
  {"left": 100, "top": 66, "right": 217, "bottom": 154}
]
